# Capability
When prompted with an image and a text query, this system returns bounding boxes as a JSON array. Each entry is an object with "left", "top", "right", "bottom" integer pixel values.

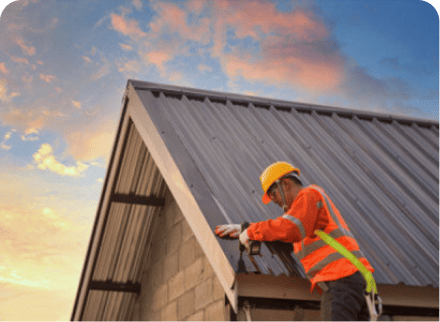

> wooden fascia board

[
  {"left": 126, "top": 83, "right": 238, "bottom": 312},
  {"left": 237, "top": 274, "right": 439, "bottom": 309}
]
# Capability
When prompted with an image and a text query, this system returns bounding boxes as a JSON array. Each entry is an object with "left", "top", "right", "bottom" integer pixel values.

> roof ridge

[{"left": 128, "top": 79, "right": 439, "bottom": 128}]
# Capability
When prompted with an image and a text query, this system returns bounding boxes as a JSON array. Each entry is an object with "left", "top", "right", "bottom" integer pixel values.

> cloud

[
  {"left": 15, "top": 37, "right": 36, "bottom": 56},
  {"left": 0, "top": 62, "right": 10, "bottom": 75},
  {"left": 205, "top": 1, "right": 345, "bottom": 94},
  {"left": 66, "top": 119, "right": 116, "bottom": 162},
  {"left": 0, "top": 106, "right": 67, "bottom": 134},
  {"left": 90, "top": 55, "right": 111, "bottom": 81},
  {"left": 119, "top": 43, "right": 133, "bottom": 51},
  {"left": 0, "top": 79, "right": 20, "bottom": 102},
  {"left": 132, "top": 0, "right": 142, "bottom": 11},
  {"left": 110, "top": 12, "right": 146, "bottom": 39},
  {"left": 116, "top": 58, "right": 141, "bottom": 77},
  {"left": 82, "top": 55, "right": 92, "bottom": 63},
  {"left": 39, "top": 74, "right": 56, "bottom": 83},
  {"left": 32, "top": 143, "right": 89, "bottom": 177},
  {"left": 105, "top": 0, "right": 431, "bottom": 115},
  {"left": 197, "top": 63, "right": 213, "bottom": 73},
  {"left": 71, "top": 100, "right": 81, "bottom": 109},
  {"left": 1, "top": 130, "right": 13, "bottom": 150},
  {"left": 11, "top": 56, "right": 29, "bottom": 65},
  {"left": 20, "top": 127, "right": 39, "bottom": 141},
  {"left": 145, "top": 51, "right": 170, "bottom": 70},
  {"left": 149, "top": 1, "right": 211, "bottom": 44}
]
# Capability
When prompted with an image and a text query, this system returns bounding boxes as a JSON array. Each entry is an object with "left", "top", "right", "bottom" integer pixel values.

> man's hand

[{"left": 215, "top": 224, "right": 241, "bottom": 238}]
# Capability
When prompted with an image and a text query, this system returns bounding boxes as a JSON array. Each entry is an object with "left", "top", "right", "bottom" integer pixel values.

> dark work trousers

[{"left": 320, "top": 271, "right": 370, "bottom": 321}]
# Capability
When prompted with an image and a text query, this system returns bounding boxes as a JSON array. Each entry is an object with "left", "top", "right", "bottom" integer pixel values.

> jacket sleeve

[{"left": 247, "top": 189, "right": 327, "bottom": 243}]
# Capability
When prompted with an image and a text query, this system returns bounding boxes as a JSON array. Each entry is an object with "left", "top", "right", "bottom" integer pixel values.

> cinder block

[
  {"left": 163, "top": 251, "right": 179, "bottom": 282},
  {"left": 186, "top": 310, "right": 205, "bottom": 321},
  {"left": 177, "top": 289, "right": 195, "bottom": 320},
  {"left": 195, "top": 278, "right": 213, "bottom": 311},
  {"left": 181, "top": 218, "right": 194, "bottom": 242},
  {"left": 203, "top": 256, "right": 215, "bottom": 280},
  {"left": 179, "top": 237, "right": 196, "bottom": 271},
  {"left": 205, "top": 299, "right": 226, "bottom": 321},
  {"left": 184, "top": 257, "right": 204, "bottom": 291},
  {"left": 161, "top": 301, "right": 177, "bottom": 321},
  {"left": 169, "top": 270, "right": 185, "bottom": 301},
  {"left": 167, "top": 222, "right": 182, "bottom": 255},
  {"left": 212, "top": 277, "right": 225, "bottom": 301},
  {"left": 151, "top": 283, "right": 168, "bottom": 312}
]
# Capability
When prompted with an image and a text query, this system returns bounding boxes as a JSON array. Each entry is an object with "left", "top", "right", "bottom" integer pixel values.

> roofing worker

[{"left": 215, "top": 162, "right": 375, "bottom": 321}]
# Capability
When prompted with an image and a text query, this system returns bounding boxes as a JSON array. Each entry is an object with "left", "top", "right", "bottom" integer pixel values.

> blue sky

[{"left": 0, "top": 0, "right": 438, "bottom": 320}]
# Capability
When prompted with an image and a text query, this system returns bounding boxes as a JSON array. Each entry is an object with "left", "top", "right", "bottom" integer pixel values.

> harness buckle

[{"left": 364, "top": 290, "right": 383, "bottom": 321}]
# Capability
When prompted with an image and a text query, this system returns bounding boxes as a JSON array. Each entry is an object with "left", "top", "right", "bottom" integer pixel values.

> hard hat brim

[{"left": 262, "top": 192, "right": 271, "bottom": 204}]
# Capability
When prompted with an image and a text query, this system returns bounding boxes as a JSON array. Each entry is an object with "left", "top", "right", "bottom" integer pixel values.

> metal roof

[
  {"left": 129, "top": 79, "right": 438, "bottom": 288},
  {"left": 72, "top": 79, "right": 438, "bottom": 320}
]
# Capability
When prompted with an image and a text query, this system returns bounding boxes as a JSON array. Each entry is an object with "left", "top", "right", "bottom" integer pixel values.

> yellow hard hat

[{"left": 260, "top": 162, "right": 300, "bottom": 204}]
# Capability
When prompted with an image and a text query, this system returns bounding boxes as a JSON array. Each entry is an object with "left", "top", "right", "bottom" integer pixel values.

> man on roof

[{"left": 215, "top": 161, "right": 376, "bottom": 321}]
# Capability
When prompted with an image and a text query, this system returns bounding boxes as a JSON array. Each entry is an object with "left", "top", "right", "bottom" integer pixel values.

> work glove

[
  {"left": 239, "top": 228, "right": 250, "bottom": 251},
  {"left": 215, "top": 224, "right": 241, "bottom": 238}
]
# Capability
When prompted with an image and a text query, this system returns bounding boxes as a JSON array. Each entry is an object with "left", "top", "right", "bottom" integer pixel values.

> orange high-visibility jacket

[{"left": 247, "top": 185, "right": 374, "bottom": 291}]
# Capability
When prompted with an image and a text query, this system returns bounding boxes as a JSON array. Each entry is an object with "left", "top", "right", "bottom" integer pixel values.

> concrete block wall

[{"left": 131, "top": 190, "right": 227, "bottom": 321}]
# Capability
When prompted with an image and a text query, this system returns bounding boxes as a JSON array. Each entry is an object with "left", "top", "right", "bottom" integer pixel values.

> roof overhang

[{"left": 125, "top": 81, "right": 238, "bottom": 310}]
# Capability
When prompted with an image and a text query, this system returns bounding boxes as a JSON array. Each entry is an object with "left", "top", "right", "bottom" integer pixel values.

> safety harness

[{"left": 315, "top": 230, "right": 383, "bottom": 321}]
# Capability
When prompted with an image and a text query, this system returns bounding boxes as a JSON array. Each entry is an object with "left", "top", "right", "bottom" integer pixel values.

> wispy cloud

[
  {"left": 197, "top": 63, "right": 213, "bottom": 73},
  {"left": 11, "top": 56, "right": 29, "bottom": 65},
  {"left": 0, "top": 130, "right": 14, "bottom": 150},
  {"left": 0, "top": 62, "right": 10, "bottom": 75},
  {"left": 39, "top": 73, "right": 56, "bottom": 83},
  {"left": 31, "top": 143, "right": 89, "bottom": 177},
  {"left": 15, "top": 36, "right": 36, "bottom": 56},
  {"left": 110, "top": 12, "right": 146, "bottom": 39},
  {"left": 82, "top": 55, "right": 93, "bottom": 63},
  {"left": 21, "top": 127, "right": 39, "bottom": 141},
  {"left": 0, "top": 79, "right": 20, "bottom": 102},
  {"left": 71, "top": 100, "right": 82, "bottom": 109},
  {"left": 119, "top": 43, "right": 133, "bottom": 51},
  {"left": 116, "top": 58, "right": 141, "bottom": 78}
]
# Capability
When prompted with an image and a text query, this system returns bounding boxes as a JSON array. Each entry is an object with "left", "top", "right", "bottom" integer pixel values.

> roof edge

[{"left": 128, "top": 79, "right": 439, "bottom": 128}]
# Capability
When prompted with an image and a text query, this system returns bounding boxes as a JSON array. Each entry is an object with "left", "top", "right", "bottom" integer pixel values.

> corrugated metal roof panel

[
  {"left": 131, "top": 80, "right": 438, "bottom": 288},
  {"left": 78, "top": 117, "right": 168, "bottom": 321}
]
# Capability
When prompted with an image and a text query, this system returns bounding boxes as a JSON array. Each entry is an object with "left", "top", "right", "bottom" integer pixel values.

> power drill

[{"left": 240, "top": 222, "right": 261, "bottom": 256}]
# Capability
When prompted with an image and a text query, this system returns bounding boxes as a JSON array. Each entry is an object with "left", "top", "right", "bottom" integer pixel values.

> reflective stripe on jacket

[{"left": 247, "top": 185, "right": 374, "bottom": 291}]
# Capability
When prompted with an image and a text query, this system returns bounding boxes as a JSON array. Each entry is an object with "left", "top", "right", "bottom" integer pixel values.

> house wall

[{"left": 130, "top": 190, "right": 227, "bottom": 321}]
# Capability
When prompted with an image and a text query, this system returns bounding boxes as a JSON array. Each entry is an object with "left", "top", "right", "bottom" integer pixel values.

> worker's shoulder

[{"left": 300, "top": 184, "right": 325, "bottom": 197}]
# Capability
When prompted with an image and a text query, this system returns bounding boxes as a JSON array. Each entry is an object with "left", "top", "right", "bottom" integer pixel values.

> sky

[{"left": 0, "top": 0, "right": 438, "bottom": 320}]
